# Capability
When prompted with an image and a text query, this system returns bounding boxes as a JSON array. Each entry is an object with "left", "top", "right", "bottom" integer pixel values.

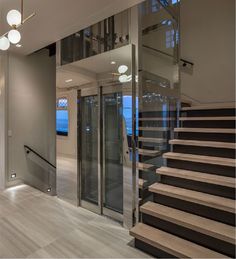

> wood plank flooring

[{"left": 0, "top": 185, "right": 150, "bottom": 258}]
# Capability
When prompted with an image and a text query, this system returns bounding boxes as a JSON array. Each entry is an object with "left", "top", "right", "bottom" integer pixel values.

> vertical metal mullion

[
  {"left": 77, "top": 90, "right": 82, "bottom": 206},
  {"left": 98, "top": 86, "right": 103, "bottom": 214},
  {"left": 131, "top": 44, "right": 137, "bottom": 227}
]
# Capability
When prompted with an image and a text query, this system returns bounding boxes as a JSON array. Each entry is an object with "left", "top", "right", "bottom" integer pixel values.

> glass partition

[
  {"left": 81, "top": 94, "right": 99, "bottom": 205},
  {"left": 60, "top": 10, "right": 129, "bottom": 66},
  {"left": 138, "top": 0, "right": 180, "bottom": 204}
]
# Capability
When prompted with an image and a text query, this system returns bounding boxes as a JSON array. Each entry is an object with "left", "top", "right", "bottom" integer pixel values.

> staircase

[{"left": 131, "top": 104, "right": 236, "bottom": 258}]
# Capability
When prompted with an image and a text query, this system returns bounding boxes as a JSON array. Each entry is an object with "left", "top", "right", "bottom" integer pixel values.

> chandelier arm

[
  {"left": 16, "top": 12, "right": 36, "bottom": 28},
  {"left": 21, "top": 0, "right": 23, "bottom": 24},
  {"left": 22, "top": 12, "right": 36, "bottom": 24},
  {"left": 0, "top": 30, "right": 11, "bottom": 39}
]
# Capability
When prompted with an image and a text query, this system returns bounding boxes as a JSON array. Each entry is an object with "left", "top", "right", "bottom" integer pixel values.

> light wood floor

[{"left": 0, "top": 185, "right": 150, "bottom": 258}]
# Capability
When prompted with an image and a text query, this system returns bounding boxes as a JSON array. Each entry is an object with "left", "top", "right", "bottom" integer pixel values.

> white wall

[
  {"left": 180, "top": 0, "right": 235, "bottom": 104},
  {"left": 0, "top": 53, "right": 7, "bottom": 190},
  {"left": 7, "top": 50, "right": 56, "bottom": 187},
  {"left": 56, "top": 89, "right": 77, "bottom": 158}
]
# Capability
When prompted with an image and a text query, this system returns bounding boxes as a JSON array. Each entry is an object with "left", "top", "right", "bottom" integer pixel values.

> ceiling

[
  {"left": 0, "top": 0, "right": 143, "bottom": 55},
  {"left": 57, "top": 45, "right": 132, "bottom": 89}
]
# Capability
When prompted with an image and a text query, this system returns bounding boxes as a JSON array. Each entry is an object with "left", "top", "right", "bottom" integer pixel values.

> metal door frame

[
  {"left": 101, "top": 85, "right": 124, "bottom": 222},
  {"left": 78, "top": 87, "right": 101, "bottom": 214},
  {"left": 78, "top": 44, "right": 136, "bottom": 229}
]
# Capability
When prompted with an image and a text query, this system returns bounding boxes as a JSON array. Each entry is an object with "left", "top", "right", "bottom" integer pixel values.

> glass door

[
  {"left": 77, "top": 44, "right": 136, "bottom": 227},
  {"left": 103, "top": 90, "right": 123, "bottom": 217},
  {"left": 79, "top": 88, "right": 100, "bottom": 213}
]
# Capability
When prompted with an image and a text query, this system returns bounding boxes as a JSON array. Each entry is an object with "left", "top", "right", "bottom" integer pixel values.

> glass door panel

[
  {"left": 103, "top": 92, "right": 123, "bottom": 214},
  {"left": 81, "top": 95, "right": 99, "bottom": 205}
]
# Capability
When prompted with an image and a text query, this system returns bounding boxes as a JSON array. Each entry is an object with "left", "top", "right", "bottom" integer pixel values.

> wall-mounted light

[
  {"left": 65, "top": 79, "right": 73, "bottom": 83},
  {"left": 11, "top": 173, "right": 16, "bottom": 179}
]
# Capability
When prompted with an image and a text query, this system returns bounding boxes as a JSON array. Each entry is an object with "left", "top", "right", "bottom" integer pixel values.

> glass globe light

[
  {"left": 118, "top": 65, "right": 128, "bottom": 74},
  {"left": 0, "top": 36, "right": 10, "bottom": 51},
  {"left": 8, "top": 30, "right": 21, "bottom": 44},
  {"left": 7, "top": 10, "right": 22, "bottom": 26},
  {"left": 119, "top": 74, "right": 128, "bottom": 83}
]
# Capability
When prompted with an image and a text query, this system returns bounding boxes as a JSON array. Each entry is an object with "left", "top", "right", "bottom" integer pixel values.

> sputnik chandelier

[{"left": 0, "top": 0, "right": 36, "bottom": 51}]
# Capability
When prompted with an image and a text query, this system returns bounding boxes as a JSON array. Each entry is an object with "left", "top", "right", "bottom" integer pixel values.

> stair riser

[
  {"left": 161, "top": 175, "right": 235, "bottom": 199},
  {"left": 172, "top": 145, "right": 235, "bottom": 159},
  {"left": 176, "top": 132, "right": 235, "bottom": 142},
  {"left": 153, "top": 194, "right": 235, "bottom": 226},
  {"left": 139, "top": 122, "right": 172, "bottom": 128},
  {"left": 181, "top": 120, "right": 235, "bottom": 129},
  {"left": 134, "top": 239, "right": 177, "bottom": 258},
  {"left": 139, "top": 189, "right": 151, "bottom": 199},
  {"left": 142, "top": 214, "right": 235, "bottom": 258},
  {"left": 167, "top": 159, "right": 235, "bottom": 177},
  {"left": 139, "top": 111, "right": 177, "bottom": 117},
  {"left": 181, "top": 109, "right": 236, "bottom": 117},
  {"left": 139, "top": 155, "right": 162, "bottom": 161}
]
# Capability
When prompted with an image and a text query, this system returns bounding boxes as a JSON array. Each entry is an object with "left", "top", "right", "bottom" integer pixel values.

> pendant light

[{"left": 0, "top": 0, "right": 36, "bottom": 51}]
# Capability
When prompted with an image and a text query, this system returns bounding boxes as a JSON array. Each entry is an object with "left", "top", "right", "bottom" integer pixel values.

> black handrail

[
  {"left": 180, "top": 58, "right": 194, "bottom": 66},
  {"left": 24, "top": 145, "right": 56, "bottom": 169},
  {"left": 143, "top": 45, "right": 194, "bottom": 66}
]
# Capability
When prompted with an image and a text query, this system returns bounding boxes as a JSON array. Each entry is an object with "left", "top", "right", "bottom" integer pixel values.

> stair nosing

[
  {"left": 149, "top": 183, "right": 235, "bottom": 213},
  {"left": 141, "top": 202, "right": 235, "bottom": 244},
  {"left": 130, "top": 223, "right": 228, "bottom": 258},
  {"left": 137, "top": 162, "right": 154, "bottom": 170},
  {"left": 157, "top": 166, "right": 235, "bottom": 188},
  {"left": 169, "top": 139, "right": 236, "bottom": 149},
  {"left": 138, "top": 137, "right": 166, "bottom": 143},
  {"left": 138, "top": 148, "right": 161, "bottom": 157},
  {"left": 139, "top": 117, "right": 175, "bottom": 121},
  {"left": 139, "top": 127, "right": 169, "bottom": 131},
  {"left": 180, "top": 116, "right": 236, "bottom": 121},
  {"left": 174, "top": 128, "right": 235, "bottom": 134},
  {"left": 139, "top": 178, "right": 147, "bottom": 189},
  {"left": 163, "top": 152, "right": 235, "bottom": 167},
  {"left": 181, "top": 104, "right": 235, "bottom": 111}
]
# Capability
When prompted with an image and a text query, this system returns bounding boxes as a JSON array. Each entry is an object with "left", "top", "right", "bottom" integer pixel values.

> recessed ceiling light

[
  {"left": 111, "top": 61, "right": 116, "bottom": 65},
  {"left": 16, "top": 44, "right": 22, "bottom": 48},
  {"left": 65, "top": 79, "right": 73, "bottom": 83}
]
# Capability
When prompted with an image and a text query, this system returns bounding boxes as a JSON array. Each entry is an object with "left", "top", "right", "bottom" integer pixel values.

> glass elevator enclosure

[
  {"left": 56, "top": 0, "right": 180, "bottom": 229},
  {"left": 57, "top": 44, "right": 136, "bottom": 228}
]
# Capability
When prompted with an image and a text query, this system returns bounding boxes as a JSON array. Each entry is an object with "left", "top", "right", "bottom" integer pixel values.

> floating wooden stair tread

[
  {"left": 169, "top": 139, "right": 236, "bottom": 149},
  {"left": 139, "top": 127, "right": 169, "bottom": 131},
  {"left": 138, "top": 137, "right": 166, "bottom": 143},
  {"left": 163, "top": 152, "right": 235, "bottom": 167},
  {"left": 139, "top": 148, "right": 161, "bottom": 157},
  {"left": 140, "top": 202, "right": 235, "bottom": 244},
  {"left": 180, "top": 116, "right": 236, "bottom": 121},
  {"left": 130, "top": 223, "right": 227, "bottom": 258},
  {"left": 157, "top": 166, "right": 235, "bottom": 188},
  {"left": 174, "top": 128, "right": 235, "bottom": 134},
  {"left": 139, "top": 178, "right": 147, "bottom": 189},
  {"left": 137, "top": 162, "right": 153, "bottom": 170},
  {"left": 139, "top": 117, "right": 175, "bottom": 121},
  {"left": 149, "top": 183, "right": 235, "bottom": 213},
  {"left": 182, "top": 104, "right": 235, "bottom": 111}
]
